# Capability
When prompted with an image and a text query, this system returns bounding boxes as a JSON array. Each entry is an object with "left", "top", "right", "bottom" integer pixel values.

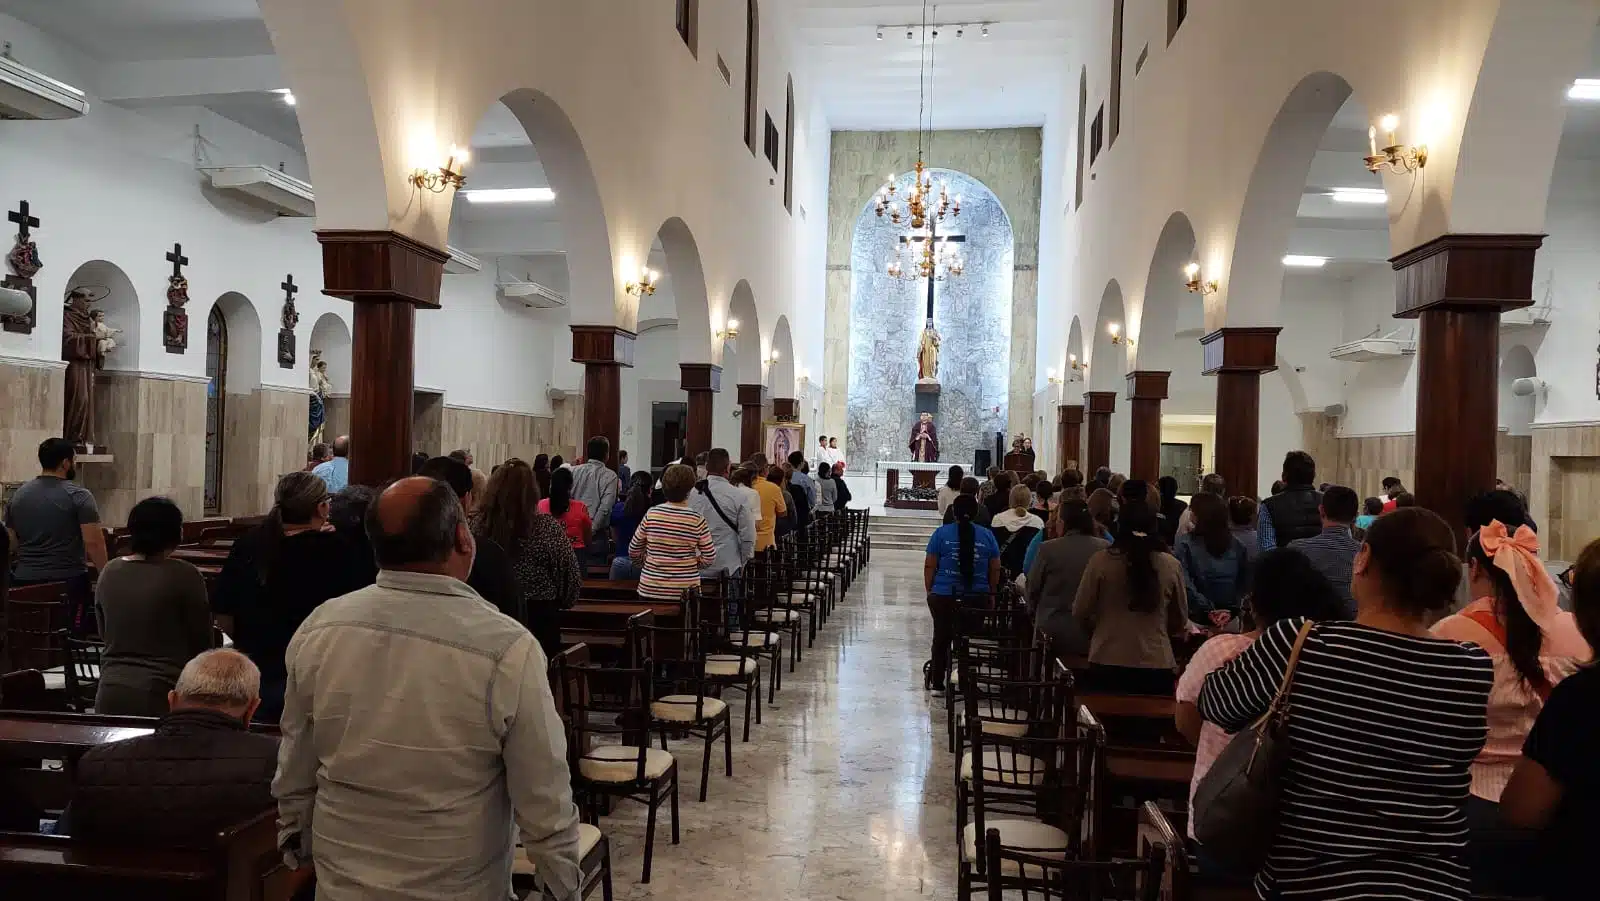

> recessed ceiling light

[
  {"left": 982, "top": 24, "right": 990, "bottom": 37},
  {"left": 1283, "top": 255, "right": 1329, "bottom": 268},
  {"left": 1568, "top": 78, "right": 1600, "bottom": 101},
  {"left": 462, "top": 187, "right": 557, "bottom": 204},
  {"left": 269, "top": 88, "right": 296, "bottom": 106},
  {"left": 876, "top": 27, "right": 883, "bottom": 40},
  {"left": 1329, "top": 187, "right": 1387, "bottom": 205}
]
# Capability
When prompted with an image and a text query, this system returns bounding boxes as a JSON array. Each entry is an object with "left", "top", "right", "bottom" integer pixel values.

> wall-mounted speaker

[
  {"left": 1511, "top": 377, "right": 1547, "bottom": 398},
  {"left": 1323, "top": 403, "right": 1347, "bottom": 418}
]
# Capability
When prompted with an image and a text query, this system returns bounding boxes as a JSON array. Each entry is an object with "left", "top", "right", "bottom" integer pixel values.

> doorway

[
  {"left": 652, "top": 402, "right": 687, "bottom": 470},
  {"left": 1159, "top": 442, "right": 1203, "bottom": 495}
]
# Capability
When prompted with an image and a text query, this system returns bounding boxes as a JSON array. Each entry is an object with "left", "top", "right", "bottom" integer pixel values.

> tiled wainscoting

[
  {"left": 0, "top": 359, "right": 65, "bottom": 485},
  {"left": 79, "top": 371, "right": 208, "bottom": 526},
  {"left": 220, "top": 387, "right": 310, "bottom": 518},
  {"left": 1532, "top": 424, "right": 1600, "bottom": 563}
]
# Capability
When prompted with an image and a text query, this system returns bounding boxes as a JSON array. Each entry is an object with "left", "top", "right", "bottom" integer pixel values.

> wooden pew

[
  {"left": 1078, "top": 696, "right": 1195, "bottom": 858},
  {"left": 0, "top": 809, "right": 297, "bottom": 901},
  {"left": 560, "top": 608, "right": 653, "bottom": 665}
]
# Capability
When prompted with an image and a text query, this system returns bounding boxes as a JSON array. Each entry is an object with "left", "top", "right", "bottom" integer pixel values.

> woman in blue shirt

[{"left": 923, "top": 495, "right": 1002, "bottom": 691}]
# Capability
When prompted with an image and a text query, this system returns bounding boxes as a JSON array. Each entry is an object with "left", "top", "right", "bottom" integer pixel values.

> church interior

[{"left": 4, "top": 1, "right": 1600, "bottom": 899}]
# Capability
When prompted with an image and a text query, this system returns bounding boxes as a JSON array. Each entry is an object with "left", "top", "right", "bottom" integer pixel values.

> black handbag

[{"left": 1191, "top": 620, "right": 1315, "bottom": 874}]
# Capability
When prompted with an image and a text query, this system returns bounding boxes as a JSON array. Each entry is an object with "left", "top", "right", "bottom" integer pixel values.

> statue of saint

[
  {"left": 916, "top": 320, "right": 941, "bottom": 383},
  {"left": 908, "top": 412, "right": 939, "bottom": 463},
  {"left": 62, "top": 286, "right": 109, "bottom": 449},
  {"left": 308, "top": 350, "right": 332, "bottom": 444}
]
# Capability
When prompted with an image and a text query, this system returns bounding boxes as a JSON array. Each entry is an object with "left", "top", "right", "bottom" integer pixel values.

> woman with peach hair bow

[{"left": 1433, "top": 517, "right": 1592, "bottom": 895}]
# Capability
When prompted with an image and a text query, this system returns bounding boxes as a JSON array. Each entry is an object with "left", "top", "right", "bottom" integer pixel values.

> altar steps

[{"left": 867, "top": 515, "right": 941, "bottom": 551}]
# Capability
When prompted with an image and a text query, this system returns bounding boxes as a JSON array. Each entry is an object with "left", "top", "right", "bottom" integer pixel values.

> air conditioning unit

[
  {"left": 198, "top": 166, "right": 315, "bottom": 217},
  {"left": 496, "top": 273, "right": 567, "bottom": 309},
  {"left": 0, "top": 284, "right": 32, "bottom": 316},
  {"left": 445, "top": 246, "right": 482, "bottom": 274},
  {"left": 1501, "top": 306, "right": 1552, "bottom": 330},
  {"left": 1323, "top": 402, "right": 1347, "bottom": 418},
  {"left": 1329, "top": 328, "right": 1417, "bottom": 363},
  {"left": 0, "top": 55, "right": 87, "bottom": 120}
]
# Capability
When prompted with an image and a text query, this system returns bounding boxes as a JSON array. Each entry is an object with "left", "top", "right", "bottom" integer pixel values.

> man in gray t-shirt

[{"left": 4, "top": 438, "right": 106, "bottom": 583}]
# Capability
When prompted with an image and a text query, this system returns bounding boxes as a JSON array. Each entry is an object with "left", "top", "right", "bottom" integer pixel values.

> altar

[{"left": 877, "top": 460, "right": 948, "bottom": 511}]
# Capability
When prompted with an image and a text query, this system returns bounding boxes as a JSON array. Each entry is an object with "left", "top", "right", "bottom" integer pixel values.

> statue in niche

[
  {"left": 277, "top": 274, "right": 299, "bottom": 369},
  {"left": 908, "top": 411, "right": 939, "bottom": 463},
  {"left": 308, "top": 350, "right": 332, "bottom": 444},
  {"left": 62, "top": 285, "right": 110, "bottom": 450},
  {"left": 916, "top": 319, "right": 941, "bottom": 383},
  {"left": 91, "top": 310, "right": 121, "bottom": 356}
]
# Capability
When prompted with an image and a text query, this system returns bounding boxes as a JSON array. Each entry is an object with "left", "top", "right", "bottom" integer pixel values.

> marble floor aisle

[{"left": 594, "top": 548, "right": 956, "bottom": 900}]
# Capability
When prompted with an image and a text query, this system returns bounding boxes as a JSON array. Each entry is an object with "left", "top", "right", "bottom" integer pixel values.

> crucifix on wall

[
  {"left": 3, "top": 200, "right": 42, "bottom": 334},
  {"left": 163, "top": 242, "right": 191, "bottom": 353},
  {"left": 277, "top": 274, "right": 299, "bottom": 369}
]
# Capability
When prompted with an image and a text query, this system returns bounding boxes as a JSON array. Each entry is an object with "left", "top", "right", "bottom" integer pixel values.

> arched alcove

[
  {"left": 846, "top": 168, "right": 1013, "bottom": 465},
  {"left": 1092, "top": 281, "right": 1130, "bottom": 472},
  {"left": 718, "top": 281, "right": 762, "bottom": 453},
  {"left": 770, "top": 315, "right": 796, "bottom": 396},
  {"left": 210, "top": 293, "right": 262, "bottom": 395},
  {"left": 1136, "top": 212, "right": 1198, "bottom": 375},
  {"left": 203, "top": 293, "right": 261, "bottom": 516},
  {"left": 655, "top": 217, "right": 713, "bottom": 366},
  {"left": 1066, "top": 316, "right": 1086, "bottom": 387},
  {"left": 308, "top": 313, "right": 352, "bottom": 392},
  {"left": 62, "top": 260, "right": 140, "bottom": 371},
  {"left": 1499, "top": 344, "right": 1538, "bottom": 437}
]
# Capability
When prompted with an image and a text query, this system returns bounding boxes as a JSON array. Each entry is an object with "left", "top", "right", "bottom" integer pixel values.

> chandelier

[{"left": 875, "top": 0, "right": 961, "bottom": 279}]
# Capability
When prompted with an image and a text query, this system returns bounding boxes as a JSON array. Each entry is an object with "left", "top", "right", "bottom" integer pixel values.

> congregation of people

[
  {"left": 923, "top": 449, "right": 1598, "bottom": 901},
  {"left": 0, "top": 428, "right": 862, "bottom": 900}
]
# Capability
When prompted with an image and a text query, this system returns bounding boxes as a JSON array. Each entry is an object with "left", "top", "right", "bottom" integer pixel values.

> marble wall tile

[
  {"left": 78, "top": 372, "right": 207, "bottom": 526},
  {"left": 1531, "top": 425, "right": 1600, "bottom": 562},
  {"left": 220, "top": 387, "right": 308, "bottom": 517},
  {"left": 413, "top": 392, "right": 444, "bottom": 457},
  {"left": 440, "top": 406, "right": 557, "bottom": 467},
  {"left": 553, "top": 395, "right": 585, "bottom": 459},
  {"left": 825, "top": 129, "right": 1043, "bottom": 447},
  {"left": 0, "top": 360, "right": 66, "bottom": 486}
]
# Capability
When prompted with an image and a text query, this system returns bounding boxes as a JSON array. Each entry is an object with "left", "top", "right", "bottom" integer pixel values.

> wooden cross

[
  {"left": 166, "top": 243, "right": 189, "bottom": 278},
  {"left": 898, "top": 217, "right": 966, "bottom": 320},
  {"left": 8, "top": 200, "right": 39, "bottom": 242},
  {"left": 281, "top": 274, "right": 298, "bottom": 303}
]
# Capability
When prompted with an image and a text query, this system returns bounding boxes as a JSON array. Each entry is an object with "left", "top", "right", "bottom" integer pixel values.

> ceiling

[
  {"left": 789, "top": 1, "right": 1074, "bottom": 129},
  {"left": 0, "top": 0, "right": 271, "bottom": 61}
]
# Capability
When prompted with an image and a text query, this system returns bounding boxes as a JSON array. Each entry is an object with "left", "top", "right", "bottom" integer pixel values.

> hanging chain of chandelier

[{"left": 876, "top": 1, "right": 963, "bottom": 282}]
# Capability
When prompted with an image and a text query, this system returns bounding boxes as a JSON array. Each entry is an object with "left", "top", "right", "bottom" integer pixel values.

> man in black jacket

[
  {"left": 418, "top": 456, "right": 524, "bottom": 623},
  {"left": 68, "top": 649, "right": 278, "bottom": 845},
  {"left": 1258, "top": 450, "right": 1324, "bottom": 551}
]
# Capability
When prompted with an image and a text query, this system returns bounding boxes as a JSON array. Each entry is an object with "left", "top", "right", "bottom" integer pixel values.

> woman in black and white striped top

[{"left": 1199, "top": 507, "right": 1494, "bottom": 900}]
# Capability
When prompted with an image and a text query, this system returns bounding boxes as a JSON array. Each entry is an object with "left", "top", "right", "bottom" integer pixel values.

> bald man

[
  {"left": 313, "top": 434, "right": 350, "bottom": 492},
  {"left": 69, "top": 649, "right": 279, "bottom": 845},
  {"left": 274, "top": 477, "right": 581, "bottom": 901}
]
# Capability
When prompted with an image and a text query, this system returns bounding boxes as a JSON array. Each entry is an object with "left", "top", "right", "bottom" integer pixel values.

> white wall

[
  {"left": 1529, "top": 155, "right": 1600, "bottom": 426},
  {"left": 1336, "top": 267, "right": 1418, "bottom": 437},
  {"left": 417, "top": 266, "right": 560, "bottom": 415}
]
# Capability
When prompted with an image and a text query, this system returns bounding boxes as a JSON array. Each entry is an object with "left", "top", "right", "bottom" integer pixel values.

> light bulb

[
  {"left": 1378, "top": 114, "right": 1399, "bottom": 133},
  {"left": 727, "top": 318, "right": 739, "bottom": 331},
  {"left": 1109, "top": 323, "right": 1121, "bottom": 337},
  {"left": 1069, "top": 354, "right": 1078, "bottom": 364},
  {"left": 1047, "top": 368, "right": 1057, "bottom": 378},
  {"left": 1184, "top": 262, "right": 1200, "bottom": 278}
]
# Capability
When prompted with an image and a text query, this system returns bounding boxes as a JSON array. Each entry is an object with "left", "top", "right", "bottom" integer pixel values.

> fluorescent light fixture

[
  {"left": 461, "top": 187, "right": 556, "bottom": 204},
  {"left": 1330, "top": 187, "right": 1387, "bottom": 205},
  {"left": 1569, "top": 78, "right": 1600, "bottom": 101},
  {"left": 1283, "top": 255, "right": 1329, "bottom": 268}
]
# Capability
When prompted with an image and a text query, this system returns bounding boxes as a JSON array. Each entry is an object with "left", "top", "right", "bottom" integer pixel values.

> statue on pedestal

[
  {"left": 916, "top": 319, "right": 941, "bottom": 383},
  {"left": 308, "top": 350, "right": 332, "bottom": 444},
  {"left": 62, "top": 285, "right": 110, "bottom": 450},
  {"left": 909, "top": 411, "right": 939, "bottom": 463}
]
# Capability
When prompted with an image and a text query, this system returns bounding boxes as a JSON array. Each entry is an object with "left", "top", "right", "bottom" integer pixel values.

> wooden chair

[
  {"left": 515, "top": 822, "right": 614, "bottom": 901},
  {"left": 63, "top": 637, "right": 101, "bottom": 712},
  {"left": 981, "top": 816, "right": 1167, "bottom": 901},
  {"left": 4, "top": 585, "right": 70, "bottom": 690},
  {"left": 562, "top": 661, "right": 679, "bottom": 884},
  {"left": 728, "top": 556, "right": 787, "bottom": 699},
  {"left": 633, "top": 624, "right": 734, "bottom": 803},
  {"left": 0, "top": 669, "right": 60, "bottom": 711},
  {"left": 698, "top": 592, "right": 763, "bottom": 742}
]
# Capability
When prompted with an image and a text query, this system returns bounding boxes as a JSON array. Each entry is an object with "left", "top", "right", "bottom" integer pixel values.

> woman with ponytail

[
  {"left": 1071, "top": 500, "right": 1188, "bottom": 694},
  {"left": 922, "top": 494, "right": 1001, "bottom": 692},
  {"left": 213, "top": 470, "right": 366, "bottom": 721},
  {"left": 1432, "top": 517, "right": 1589, "bottom": 894}
]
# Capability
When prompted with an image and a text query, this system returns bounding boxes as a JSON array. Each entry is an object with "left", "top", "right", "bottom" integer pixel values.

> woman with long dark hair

[
  {"left": 1072, "top": 501, "right": 1188, "bottom": 694},
  {"left": 922, "top": 495, "right": 1002, "bottom": 691},
  {"left": 609, "top": 470, "right": 657, "bottom": 579},
  {"left": 937, "top": 465, "right": 964, "bottom": 515},
  {"left": 816, "top": 462, "right": 838, "bottom": 514},
  {"left": 537, "top": 466, "right": 591, "bottom": 551},
  {"left": 1432, "top": 517, "right": 1589, "bottom": 893},
  {"left": 474, "top": 459, "right": 581, "bottom": 655},
  {"left": 1175, "top": 492, "right": 1251, "bottom": 627},
  {"left": 213, "top": 471, "right": 364, "bottom": 721},
  {"left": 531, "top": 453, "right": 551, "bottom": 498}
]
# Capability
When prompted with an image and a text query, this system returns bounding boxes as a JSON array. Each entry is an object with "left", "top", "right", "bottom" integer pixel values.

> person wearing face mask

[
  {"left": 5, "top": 437, "right": 107, "bottom": 630},
  {"left": 274, "top": 476, "right": 583, "bottom": 901}
]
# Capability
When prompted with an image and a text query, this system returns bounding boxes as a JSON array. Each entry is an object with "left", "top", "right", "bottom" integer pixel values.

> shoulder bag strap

[
  {"left": 697, "top": 482, "right": 739, "bottom": 533},
  {"left": 1258, "top": 620, "right": 1316, "bottom": 727}
]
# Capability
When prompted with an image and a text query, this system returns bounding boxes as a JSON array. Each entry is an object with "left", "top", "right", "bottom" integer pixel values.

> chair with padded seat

[
  {"left": 700, "top": 594, "right": 763, "bottom": 742},
  {"left": 633, "top": 624, "right": 735, "bottom": 803},
  {"left": 515, "top": 820, "right": 614, "bottom": 901},
  {"left": 64, "top": 636, "right": 102, "bottom": 712},
  {"left": 562, "top": 660, "right": 679, "bottom": 883},
  {"left": 733, "top": 552, "right": 792, "bottom": 688},
  {"left": 981, "top": 815, "right": 1166, "bottom": 901}
]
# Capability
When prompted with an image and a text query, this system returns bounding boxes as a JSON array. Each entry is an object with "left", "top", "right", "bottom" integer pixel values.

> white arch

[
  {"left": 1137, "top": 212, "right": 1199, "bottom": 374},
  {"left": 727, "top": 280, "right": 762, "bottom": 386},
  {"left": 309, "top": 312, "right": 353, "bottom": 393},
  {"left": 655, "top": 217, "right": 713, "bottom": 366},
  {"left": 63, "top": 260, "right": 140, "bottom": 371},
  {"left": 209, "top": 292, "right": 262, "bottom": 394},
  {"left": 1499, "top": 344, "right": 1538, "bottom": 436},
  {"left": 770, "top": 315, "right": 796, "bottom": 396}
]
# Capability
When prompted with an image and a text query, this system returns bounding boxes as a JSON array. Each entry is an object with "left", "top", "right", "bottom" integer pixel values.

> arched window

[
  {"left": 744, "top": 0, "right": 760, "bottom": 155},
  {"left": 204, "top": 305, "right": 228, "bottom": 514},
  {"left": 676, "top": 0, "right": 698, "bottom": 57},
  {"left": 1110, "top": 0, "right": 1125, "bottom": 146},
  {"left": 783, "top": 76, "right": 795, "bottom": 213}
]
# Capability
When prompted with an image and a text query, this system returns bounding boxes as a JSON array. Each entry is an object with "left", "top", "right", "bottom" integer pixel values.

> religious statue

[
  {"left": 308, "top": 350, "right": 332, "bottom": 444},
  {"left": 277, "top": 274, "right": 299, "bottom": 369},
  {"left": 91, "top": 310, "right": 121, "bottom": 356},
  {"left": 7, "top": 230, "right": 40, "bottom": 280},
  {"left": 5, "top": 199, "right": 43, "bottom": 334},
  {"left": 916, "top": 319, "right": 941, "bottom": 383},
  {"left": 62, "top": 285, "right": 109, "bottom": 450},
  {"left": 162, "top": 244, "right": 191, "bottom": 353},
  {"left": 908, "top": 411, "right": 939, "bottom": 463}
]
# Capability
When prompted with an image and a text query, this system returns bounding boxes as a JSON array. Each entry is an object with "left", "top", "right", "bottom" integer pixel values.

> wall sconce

[
  {"left": 1108, "top": 322, "right": 1133, "bottom": 346},
  {"left": 625, "top": 265, "right": 659, "bottom": 297},
  {"left": 1365, "top": 113, "right": 1427, "bottom": 174},
  {"left": 1046, "top": 367, "right": 1062, "bottom": 386},
  {"left": 716, "top": 318, "right": 741, "bottom": 340},
  {"left": 767, "top": 347, "right": 781, "bottom": 364},
  {"left": 409, "top": 145, "right": 469, "bottom": 193},
  {"left": 1068, "top": 353, "right": 1084, "bottom": 371},
  {"left": 1183, "top": 262, "right": 1219, "bottom": 296}
]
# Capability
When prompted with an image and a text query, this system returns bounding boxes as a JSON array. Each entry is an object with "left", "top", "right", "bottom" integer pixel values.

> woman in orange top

[
  {"left": 1432, "top": 517, "right": 1590, "bottom": 894},
  {"left": 751, "top": 462, "right": 787, "bottom": 552}
]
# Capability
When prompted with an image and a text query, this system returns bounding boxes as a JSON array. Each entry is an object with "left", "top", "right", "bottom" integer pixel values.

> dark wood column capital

[
  {"left": 571, "top": 325, "right": 638, "bottom": 469},
  {"left": 679, "top": 363, "right": 723, "bottom": 393},
  {"left": 1391, "top": 233, "right": 1544, "bottom": 545},
  {"left": 1057, "top": 404, "right": 1084, "bottom": 474},
  {"left": 1125, "top": 371, "right": 1170, "bottom": 482},
  {"left": 1083, "top": 391, "right": 1116, "bottom": 474},
  {"left": 772, "top": 397, "right": 798, "bottom": 419},
  {"left": 737, "top": 383, "right": 770, "bottom": 461},
  {"left": 316, "top": 229, "right": 449, "bottom": 487},
  {"left": 1203, "top": 328, "right": 1280, "bottom": 500}
]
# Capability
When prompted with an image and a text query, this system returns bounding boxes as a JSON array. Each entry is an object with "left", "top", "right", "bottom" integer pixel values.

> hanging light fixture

[{"left": 878, "top": 0, "right": 962, "bottom": 281}]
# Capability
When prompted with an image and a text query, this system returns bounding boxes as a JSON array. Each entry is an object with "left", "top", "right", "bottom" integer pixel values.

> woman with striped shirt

[
  {"left": 630, "top": 463, "right": 716, "bottom": 600},
  {"left": 1198, "top": 507, "right": 1493, "bottom": 900}
]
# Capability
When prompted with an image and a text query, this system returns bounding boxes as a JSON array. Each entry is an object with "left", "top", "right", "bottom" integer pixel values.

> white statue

[{"left": 90, "top": 309, "right": 121, "bottom": 357}]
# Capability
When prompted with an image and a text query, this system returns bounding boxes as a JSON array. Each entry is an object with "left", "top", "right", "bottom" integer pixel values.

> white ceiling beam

[
  {"left": 1286, "top": 225, "right": 1392, "bottom": 262},
  {"left": 97, "top": 55, "right": 283, "bottom": 104}
]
